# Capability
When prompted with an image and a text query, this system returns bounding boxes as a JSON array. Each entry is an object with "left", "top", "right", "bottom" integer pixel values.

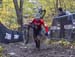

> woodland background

[{"left": 0, "top": 0, "right": 75, "bottom": 30}]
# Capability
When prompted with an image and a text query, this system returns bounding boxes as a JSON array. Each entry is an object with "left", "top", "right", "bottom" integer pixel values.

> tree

[{"left": 13, "top": 0, "right": 24, "bottom": 31}]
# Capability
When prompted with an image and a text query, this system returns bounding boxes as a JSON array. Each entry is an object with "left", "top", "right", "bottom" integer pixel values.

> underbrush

[
  {"left": 44, "top": 38, "right": 75, "bottom": 48},
  {"left": 0, "top": 46, "right": 4, "bottom": 57}
]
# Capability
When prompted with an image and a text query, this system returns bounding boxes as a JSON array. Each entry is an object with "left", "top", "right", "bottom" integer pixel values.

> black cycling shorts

[{"left": 33, "top": 28, "right": 41, "bottom": 37}]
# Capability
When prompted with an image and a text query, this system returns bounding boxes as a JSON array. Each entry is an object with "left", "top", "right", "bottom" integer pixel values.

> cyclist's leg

[
  {"left": 36, "top": 29, "right": 41, "bottom": 50},
  {"left": 33, "top": 29, "right": 40, "bottom": 50}
]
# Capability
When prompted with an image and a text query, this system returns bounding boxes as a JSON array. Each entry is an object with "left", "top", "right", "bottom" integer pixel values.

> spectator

[
  {"left": 58, "top": 7, "right": 66, "bottom": 16},
  {"left": 57, "top": 7, "right": 72, "bottom": 38}
]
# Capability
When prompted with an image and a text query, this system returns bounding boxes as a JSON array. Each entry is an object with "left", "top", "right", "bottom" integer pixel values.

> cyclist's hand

[{"left": 45, "top": 32, "right": 48, "bottom": 36}]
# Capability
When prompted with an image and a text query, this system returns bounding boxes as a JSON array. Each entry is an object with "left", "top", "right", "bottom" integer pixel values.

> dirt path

[{"left": 1, "top": 42, "right": 75, "bottom": 57}]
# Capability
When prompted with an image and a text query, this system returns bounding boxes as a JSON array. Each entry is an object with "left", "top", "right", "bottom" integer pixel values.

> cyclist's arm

[
  {"left": 41, "top": 19, "right": 48, "bottom": 33},
  {"left": 28, "top": 19, "right": 37, "bottom": 28}
]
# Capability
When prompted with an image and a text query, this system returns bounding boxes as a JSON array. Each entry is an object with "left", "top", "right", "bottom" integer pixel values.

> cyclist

[{"left": 29, "top": 13, "right": 48, "bottom": 50}]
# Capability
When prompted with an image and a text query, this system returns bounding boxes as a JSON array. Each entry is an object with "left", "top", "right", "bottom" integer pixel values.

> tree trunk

[
  {"left": 13, "top": 0, "right": 24, "bottom": 31},
  {"left": 55, "top": 0, "right": 59, "bottom": 14}
]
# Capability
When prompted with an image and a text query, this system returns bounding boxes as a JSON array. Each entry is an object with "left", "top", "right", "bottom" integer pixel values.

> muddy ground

[{"left": 1, "top": 41, "right": 75, "bottom": 57}]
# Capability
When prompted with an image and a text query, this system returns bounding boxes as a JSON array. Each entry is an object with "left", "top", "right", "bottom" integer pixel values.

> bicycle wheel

[{"left": 23, "top": 25, "right": 30, "bottom": 44}]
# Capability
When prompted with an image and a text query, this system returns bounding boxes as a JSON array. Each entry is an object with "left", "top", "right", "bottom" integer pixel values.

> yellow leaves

[
  {"left": 39, "top": 0, "right": 46, "bottom": 5},
  {"left": 0, "top": 46, "right": 4, "bottom": 57},
  {"left": 0, "top": 0, "right": 17, "bottom": 29},
  {"left": 2, "top": 0, "right": 6, "bottom": 2},
  {"left": 1, "top": 10, "right": 7, "bottom": 15},
  {"left": 10, "top": 24, "right": 19, "bottom": 29},
  {"left": 0, "top": 46, "right": 4, "bottom": 53},
  {"left": 0, "top": 18, "right": 3, "bottom": 22},
  {"left": 8, "top": 3, "right": 14, "bottom": 8},
  {"left": 8, "top": 1, "right": 15, "bottom": 8}
]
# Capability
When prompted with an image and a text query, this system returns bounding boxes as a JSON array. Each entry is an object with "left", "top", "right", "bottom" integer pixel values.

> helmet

[
  {"left": 34, "top": 13, "right": 41, "bottom": 19},
  {"left": 38, "top": 6, "right": 42, "bottom": 10}
]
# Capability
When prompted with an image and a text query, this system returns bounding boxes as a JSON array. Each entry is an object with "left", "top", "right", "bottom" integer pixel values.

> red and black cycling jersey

[
  {"left": 32, "top": 19, "right": 44, "bottom": 28},
  {"left": 31, "top": 18, "right": 48, "bottom": 33}
]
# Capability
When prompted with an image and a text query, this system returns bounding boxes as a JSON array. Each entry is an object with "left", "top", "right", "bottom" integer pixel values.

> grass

[
  {"left": 0, "top": 46, "right": 4, "bottom": 57},
  {"left": 44, "top": 38, "right": 72, "bottom": 48}
]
